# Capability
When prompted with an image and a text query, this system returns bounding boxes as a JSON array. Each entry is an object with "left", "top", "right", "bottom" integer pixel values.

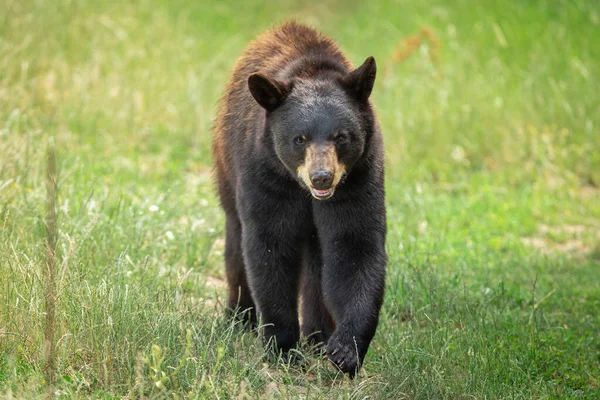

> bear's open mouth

[{"left": 310, "top": 186, "right": 334, "bottom": 200}]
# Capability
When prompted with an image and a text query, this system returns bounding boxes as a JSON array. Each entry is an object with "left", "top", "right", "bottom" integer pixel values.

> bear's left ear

[
  {"left": 248, "top": 73, "right": 290, "bottom": 112},
  {"left": 341, "top": 56, "right": 377, "bottom": 102}
]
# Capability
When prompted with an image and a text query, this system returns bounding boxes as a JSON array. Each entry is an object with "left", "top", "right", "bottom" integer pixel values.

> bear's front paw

[{"left": 326, "top": 335, "right": 361, "bottom": 377}]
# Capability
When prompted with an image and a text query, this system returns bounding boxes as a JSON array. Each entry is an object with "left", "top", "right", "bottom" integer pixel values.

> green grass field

[{"left": 1, "top": 0, "right": 599, "bottom": 398}]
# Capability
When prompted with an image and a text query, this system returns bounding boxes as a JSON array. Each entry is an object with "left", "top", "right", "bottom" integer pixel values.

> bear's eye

[
  {"left": 293, "top": 136, "right": 305, "bottom": 145},
  {"left": 335, "top": 133, "right": 348, "bottom": 144}
]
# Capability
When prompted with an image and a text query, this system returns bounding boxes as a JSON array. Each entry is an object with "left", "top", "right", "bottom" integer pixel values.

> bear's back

[{"left": 234, "top": 21, "right": 349, "bottom": 80}]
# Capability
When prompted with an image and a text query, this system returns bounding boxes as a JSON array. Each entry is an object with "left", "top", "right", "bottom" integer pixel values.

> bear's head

[{"left": 248, "top": 57, "right": 377, "bottom": 200}]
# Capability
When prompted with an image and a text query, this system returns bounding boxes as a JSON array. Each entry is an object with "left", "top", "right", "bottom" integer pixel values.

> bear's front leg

[
  {"left": 301, "top": 231, "right": 335, "bottom": 347},
  {"left": 240, "top": 212, "right": 306, "bottom": 357},
  {"left": 314, "top": 184, "right": 387, "bottom": 376}
]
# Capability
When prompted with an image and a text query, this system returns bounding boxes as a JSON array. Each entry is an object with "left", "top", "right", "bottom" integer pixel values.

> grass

[{"left": 1, "top": 0, "right": 599, "bottom": 398}]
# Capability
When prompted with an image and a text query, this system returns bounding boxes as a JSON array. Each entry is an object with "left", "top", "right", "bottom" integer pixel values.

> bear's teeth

[{"left": 312, "top": 188, "right": 333, "bottom": 197}]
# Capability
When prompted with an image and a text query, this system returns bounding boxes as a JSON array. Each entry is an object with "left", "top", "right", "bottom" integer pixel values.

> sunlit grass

[{"left": 1, "top": 0, "right": 599, "bottom": 398}]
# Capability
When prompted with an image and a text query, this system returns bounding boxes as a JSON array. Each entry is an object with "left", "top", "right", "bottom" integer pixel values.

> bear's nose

[{"left": 310, "top": 169, "right": 334, "bottom": 190}]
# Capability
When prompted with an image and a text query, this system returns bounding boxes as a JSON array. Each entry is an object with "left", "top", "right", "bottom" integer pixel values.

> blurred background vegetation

[{"left": 1, "top": 0, "right": 599, "bottom": 398}]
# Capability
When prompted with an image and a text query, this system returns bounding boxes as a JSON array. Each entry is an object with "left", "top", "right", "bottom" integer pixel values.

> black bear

[{"left": 212, "top": 21, "right": 386, "bottom": 376}]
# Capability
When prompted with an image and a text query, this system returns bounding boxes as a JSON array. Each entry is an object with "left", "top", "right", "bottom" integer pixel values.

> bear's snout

[{"left": 310, "top": 169, "right": 334, "bottom": 190}]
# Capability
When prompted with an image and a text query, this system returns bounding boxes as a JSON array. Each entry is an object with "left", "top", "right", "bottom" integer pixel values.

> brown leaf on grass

[{"left": 390, "top": 35, "right": 423, "bottom": 64}]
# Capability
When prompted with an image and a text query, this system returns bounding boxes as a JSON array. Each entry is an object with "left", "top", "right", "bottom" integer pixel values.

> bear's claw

[{"left": 327, "top": 336, "right": 360, "bottom": 377}]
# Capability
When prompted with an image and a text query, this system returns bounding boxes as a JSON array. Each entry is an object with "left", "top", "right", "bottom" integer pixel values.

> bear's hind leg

[
  {"left": 301, "top": 232, "right": 335, "bottom": 349},
  {"left": 224, "top": 213, "right": 256, "bottom": 327}
]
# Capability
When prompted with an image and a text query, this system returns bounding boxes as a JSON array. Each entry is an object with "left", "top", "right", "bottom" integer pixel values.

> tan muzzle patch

[{"left": 296, "top": 143, "right": 346, "bottom": 200}]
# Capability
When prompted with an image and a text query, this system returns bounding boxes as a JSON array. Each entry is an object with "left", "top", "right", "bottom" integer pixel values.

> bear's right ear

[{"left": 248, "top": 73, "right": 290, "bottom": 112}]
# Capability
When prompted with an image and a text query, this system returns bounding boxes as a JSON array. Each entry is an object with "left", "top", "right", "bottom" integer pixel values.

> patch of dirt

[
  {"left": 520, "top": 237, "right": 591, "bottom": 255},
  {"left": 520, "top": 237, "right": 548, "bottom": 251},
  {"left": 538, "top": 224, "right": 588, "bottom": 236},
  {"left": 207, "top": 237, "right": 226, "bottom": 265},
  {"left": 258, "top": 365, "right": 310, "bottom": 397},
  {"left": 580, "top": 185, "right": 600, "bottom": 199},
  {"left": 205, "top": 275, "right": 227, "bottom": 290},
  {"left": 520, "top": 223, "right": 599, "bottom": 256},
  {"left": 197, "top": 275, "right": 227, "bottom": 313}
]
